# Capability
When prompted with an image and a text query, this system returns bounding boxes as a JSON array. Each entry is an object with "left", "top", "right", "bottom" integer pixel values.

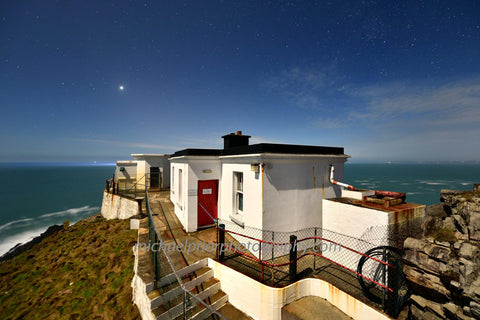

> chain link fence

[{"left": 216, "top": 217, "right": 418, "bottom": 316}]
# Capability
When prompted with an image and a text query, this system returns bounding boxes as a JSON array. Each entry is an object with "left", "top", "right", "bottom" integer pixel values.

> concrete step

[
  {"left": 156, "top": 259, "right": 208, "bottom": 288},
  {"left": 152, "top": 277, "right": 223, "bottom": 320},
  {"left": 184, "top": 290, "right": 228, "bottom": 320},
  {"left": 148, "top": 267, "right": 214, "bottom": 310}
]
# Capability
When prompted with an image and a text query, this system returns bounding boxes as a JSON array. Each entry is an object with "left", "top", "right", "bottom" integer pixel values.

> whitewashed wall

[
  {"left": 220, "top": 159, "right": 263, "bottom": 230},
  {"left": 115, "top": 161, "right": 138, "bottom": 190},
  {"left": 170, "top": 157, "right": 221, "bottom": 232},
  {"left": 170, "top": 162, "right": 188, "bottom": 230},
  {"left": 115, "top": 161, "right": 137, "bottom": 179},
  {"left": 322, "top": 199, "right": 389, "bottom": 270},
  {"left": 262, "top": 156, "right": 347, "bottom": 232},
  {"left": 132, "top": 154, "right": 171, "bottom": 188}
]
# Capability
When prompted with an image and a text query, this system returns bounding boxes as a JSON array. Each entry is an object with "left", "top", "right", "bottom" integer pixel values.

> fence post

[
  {"left": 382, "top": 246, "right": 387, "bottom": 311},
  {"left": 217, "top": 223, "right": 225, "bottom": 262},
  {"left": 271, "top": 232, "right": 275, "bottom": 285},
  {"left": 289, "top": 235, "right": 297, "bottom": 282},
  {"left": 313, "top": 228, "right": 317, "bottom": 270}
]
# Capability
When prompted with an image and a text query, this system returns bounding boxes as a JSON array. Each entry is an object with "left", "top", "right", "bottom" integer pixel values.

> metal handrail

[{"left": 145, "top": 186, "right": 228, "bottom": 320}]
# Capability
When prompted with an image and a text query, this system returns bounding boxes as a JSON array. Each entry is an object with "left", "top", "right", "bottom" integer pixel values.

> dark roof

[
  {"left": 170, "top": 148, "right": 222, "bottom": 157},
  {"left": 222, "top": 143, "right": 344, "bottom": 156},
  {"left": 171, "top": 143, "right": 344, "bottom": 157}
]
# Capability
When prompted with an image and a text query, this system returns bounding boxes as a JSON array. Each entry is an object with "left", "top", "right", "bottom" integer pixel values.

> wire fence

[
  {"left": 105, "top": 175, "right": 147, "bottom": 200},
  {"left": 216, "top": 217, "right": 418, "bottom": 316}
]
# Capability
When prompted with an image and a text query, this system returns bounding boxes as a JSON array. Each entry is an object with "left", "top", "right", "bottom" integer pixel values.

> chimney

[{"left": 222, "top": 131, "right": 251, "bottom": 149}]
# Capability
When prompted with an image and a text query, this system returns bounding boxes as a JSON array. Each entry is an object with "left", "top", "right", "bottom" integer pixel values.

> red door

[{"left": 197, "top": 180, "right": 218, "bottom": 227}]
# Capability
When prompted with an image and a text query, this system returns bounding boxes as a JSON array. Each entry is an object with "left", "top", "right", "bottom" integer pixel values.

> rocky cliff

[{"left": 403, "top": 187, "right": 480, "bottom": 319}]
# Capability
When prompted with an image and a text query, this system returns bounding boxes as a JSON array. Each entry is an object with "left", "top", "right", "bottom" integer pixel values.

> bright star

[{"left": 119, "top": 85, "right": 124, "bottom": 91}]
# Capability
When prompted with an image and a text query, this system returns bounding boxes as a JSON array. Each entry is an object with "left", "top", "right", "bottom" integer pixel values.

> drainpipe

[{"left": 329, "top": 165, "right": 355, "bottom": 191}]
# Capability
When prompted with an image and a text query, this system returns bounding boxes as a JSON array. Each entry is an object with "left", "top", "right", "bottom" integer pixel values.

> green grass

[
  {"left": 433, "top": 228, "right": 457, "bottom": 243},
  {"left": 0, "top": 217, "right": 140, "bottom": 320}
]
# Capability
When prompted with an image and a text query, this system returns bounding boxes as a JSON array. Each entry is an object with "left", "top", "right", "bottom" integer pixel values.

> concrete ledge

[
  {"left": 101, "top": 190, "right": 139, "bottom": 220},
  {"left": 207, "top": 258, "right": 389, "bottom": 320},
  {"left": 130, "top": 218, "right": 141, "bottom": 230}
]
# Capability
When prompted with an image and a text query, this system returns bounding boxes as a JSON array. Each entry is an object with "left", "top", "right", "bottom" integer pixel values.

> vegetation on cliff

[{"left": 0, "top": 215, "right": 140, "bottom": 319}]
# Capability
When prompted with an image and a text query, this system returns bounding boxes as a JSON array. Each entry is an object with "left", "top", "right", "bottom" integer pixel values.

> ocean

[
  {"left": 0, "top": 163, "right": 479, "bottom": 256},
  {"left": 0, "top": 163, "right": 115, "bottom": 256}
]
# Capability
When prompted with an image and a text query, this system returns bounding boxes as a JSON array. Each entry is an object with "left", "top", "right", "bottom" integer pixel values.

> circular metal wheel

[{"left": 356, "top": 246, "right": 402, "bottom": 303}]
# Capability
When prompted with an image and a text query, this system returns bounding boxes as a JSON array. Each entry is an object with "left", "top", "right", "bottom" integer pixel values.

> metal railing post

[
  {"left": 382, "top": 246, "right": 387, "bottom": 311},
  {"left": 183, "top": 291, "right": 187, "bottom": 319},
  {"left": 260, "top": 240, "right": 264, "bottom": 282},
  {"left": 289, "top": 235, "right": 297, "bottom": 282},
  {"left": 217, "top": 223, "right": 225, "bottom": 262},
  {"left": 314, "top": 227, "right": 317, "bottom": 270},
  {"left": 271, "top": 232, "right": 275, "bottom": 285}
]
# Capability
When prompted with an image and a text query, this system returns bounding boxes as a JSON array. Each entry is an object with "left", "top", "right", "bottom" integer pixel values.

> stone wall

[
  {"left": 100, "top": 190, "right": 139, "bottom": 220},
  {"left": 403, "top": 188, "right": 480, "bottom": 319}
]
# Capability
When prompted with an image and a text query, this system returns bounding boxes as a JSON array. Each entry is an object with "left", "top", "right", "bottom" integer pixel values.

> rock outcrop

[{"left": 403, "top": 187, "right": 480, "bottom": 319}]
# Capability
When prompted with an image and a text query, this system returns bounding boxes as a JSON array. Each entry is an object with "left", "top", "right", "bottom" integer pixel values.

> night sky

[{"left": 1, "top": 1, "right": 479, "bottom": 163}]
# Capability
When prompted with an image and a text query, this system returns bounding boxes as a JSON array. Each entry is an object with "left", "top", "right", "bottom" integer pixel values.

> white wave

[
  {"left": 0, "top": 227, "right": 47, "bottom": 256},
  {"left": 0, "top": 205, "right": 99, "bottom": 234},
  {"left": 39, "top": 205, "right": 99, "bottom": 218},
  {"left": 461, "top": 182, "right": 472, "bottom": 186},
  {"left": 0, "top": 218, "right": 34, "bottom": 232},
  {"left": 419, "top": 181, "right": 443, "bottom": 185}
]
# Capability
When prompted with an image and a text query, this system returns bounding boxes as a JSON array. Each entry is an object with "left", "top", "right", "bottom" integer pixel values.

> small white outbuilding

[
  {"left": 170, "top": 132, "right": 349, "bottom": 233},
  {"left": 115, "top": 154, "right": 170, "bottom": 191}
]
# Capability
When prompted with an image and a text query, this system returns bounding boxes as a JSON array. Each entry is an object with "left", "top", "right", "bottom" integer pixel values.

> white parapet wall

[
  {"left": 131, "top": 227, "right": 156, "bottom": 320},
  {"left": 100, "top": 190, "right": 139, "bottom": 220},
  {"left": 206, "top": 258, "right": 389, "bottom": 320}
]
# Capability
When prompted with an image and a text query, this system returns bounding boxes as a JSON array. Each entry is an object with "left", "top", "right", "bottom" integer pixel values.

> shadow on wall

[{"left": 264, "top": 163, "right": 342, "bottom": 198}]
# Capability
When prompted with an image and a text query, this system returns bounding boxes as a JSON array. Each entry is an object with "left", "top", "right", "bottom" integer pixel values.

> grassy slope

[{"left": 0, "top": 217, "right": 140, "bottom": 320}]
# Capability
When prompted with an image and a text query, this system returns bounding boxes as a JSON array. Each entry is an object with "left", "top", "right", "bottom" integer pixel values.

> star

[{"left": 119, "top": 85, "right": 124, "bottom": 91}]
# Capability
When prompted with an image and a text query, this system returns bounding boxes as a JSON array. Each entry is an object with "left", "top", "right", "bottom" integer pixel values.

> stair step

[
  {"left": 186, "top": 290, "right": 228, "bottom": 320},
  {"left": 149, "top": 267, "right": 214, "bottom": 310},
  {"left": 153, "top": 278, "right": 221, "bottom": 320},
  {"left": 157, "top": 259, "right": 208, "bottom": 288}
]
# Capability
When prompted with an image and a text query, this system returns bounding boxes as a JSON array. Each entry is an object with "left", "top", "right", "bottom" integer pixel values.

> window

[
  {"left": 178, "top": 169, "right": 183, "bottom": 203},
  {"left": 234, "top": 172, "right": 243, "bottom": 213}
]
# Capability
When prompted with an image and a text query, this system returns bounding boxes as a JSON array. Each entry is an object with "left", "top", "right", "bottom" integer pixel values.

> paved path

[
  {"left": 147, "top": 191, "right": 251, "bottom": 319},
  {"left": 282, "top": 296, "right": 353, "bottom": 320}
]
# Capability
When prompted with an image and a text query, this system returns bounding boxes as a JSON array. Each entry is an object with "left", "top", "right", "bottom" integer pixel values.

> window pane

[
  {"left": 238, "top": 193, "right": 243, "bottom": 211},
  {"left": 236, "top": 172, "right": 243, "bottom": 191}
]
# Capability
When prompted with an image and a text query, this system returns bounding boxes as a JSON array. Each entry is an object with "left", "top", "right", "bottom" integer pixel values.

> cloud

[
  {"left": 69, "top": 138, "right": 180, "bottom": 150},
  {"left": 351, "top": 77, "right": 480, "bottom": 126},
  {"left": 263, "top": 66, "right": 345, "bottom": 110},
  {"left": 266, "top": 67, "right": 480, "bottom": 160}
]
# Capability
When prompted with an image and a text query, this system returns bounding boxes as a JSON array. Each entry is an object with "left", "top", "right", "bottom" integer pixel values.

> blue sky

[{"left": 1, "top": 1, "right": 479, "bottom": 163}]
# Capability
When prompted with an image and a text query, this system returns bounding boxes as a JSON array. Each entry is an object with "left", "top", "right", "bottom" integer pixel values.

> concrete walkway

[
  {"left": 147, "top": 191, "right": 251, "bottom": 319},
  {"left": 282, "top": 296, "right": 353, "bottom": 320}
]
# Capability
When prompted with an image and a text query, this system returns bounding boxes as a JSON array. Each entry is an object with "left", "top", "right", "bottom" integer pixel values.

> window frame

[
  {"left": 178, "top": 168, "right": 183, "bottom": 204},
  {"left": 234, "top": 172, "right": 243, "bottom": 214}
]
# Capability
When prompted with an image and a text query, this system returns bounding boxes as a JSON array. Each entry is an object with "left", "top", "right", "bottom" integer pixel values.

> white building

[
  {"left": 169, "top": 132, "right": 349, "bottom": 233},
  {"left": 115, "top": 154, "right": 170, "bottom": 191}
]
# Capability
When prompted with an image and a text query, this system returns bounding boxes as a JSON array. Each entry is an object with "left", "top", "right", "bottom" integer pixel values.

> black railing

[{"left": 144, "top": 186, "right": 227, "bottom": 319}]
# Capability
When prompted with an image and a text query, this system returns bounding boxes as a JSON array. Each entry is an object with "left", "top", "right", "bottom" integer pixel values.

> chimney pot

[{"left": 237, "top": 131, "right": 242, "bottom": 135}]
